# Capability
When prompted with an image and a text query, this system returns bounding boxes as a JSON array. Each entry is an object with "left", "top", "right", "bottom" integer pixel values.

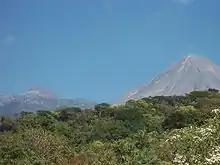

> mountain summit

[
  {"left": 124, "top": 55, "right": 220, "bottom": 101},
  {"left": 25, "top": 86, "right": 57, "bottom": 98}
]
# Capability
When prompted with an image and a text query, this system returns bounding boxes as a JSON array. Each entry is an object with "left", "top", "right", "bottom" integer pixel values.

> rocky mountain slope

[
  {"left": 123, "top": 55, "right": 220, "bottom": 102},
  {"left": 0, "top": 88, "right": 96, "bottom": 116}
]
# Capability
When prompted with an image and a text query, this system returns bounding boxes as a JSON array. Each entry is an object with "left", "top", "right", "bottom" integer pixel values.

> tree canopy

[{"left": 1, "top": 89, "right": 220, "bottom": 164}]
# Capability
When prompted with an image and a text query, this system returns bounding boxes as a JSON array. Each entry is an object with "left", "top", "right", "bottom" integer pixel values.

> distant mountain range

[
  {"left": 121, "top": 55, "right": 220, "bottom": 102},
  {"left": 0, "top": 88, "right": 97, "bottom": 116},
  {"left": 2, "top": 55, "right": 220, "bottom": 116}
]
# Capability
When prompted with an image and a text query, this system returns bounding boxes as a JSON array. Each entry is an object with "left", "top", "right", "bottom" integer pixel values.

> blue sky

[{"left": 0, "top": 0, "right": 220, "bottom": 103}]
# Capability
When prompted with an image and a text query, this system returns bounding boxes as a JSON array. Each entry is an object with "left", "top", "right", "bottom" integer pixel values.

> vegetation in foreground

[{"left": 1, "top": 89, "right": 220, "bottom": 165}]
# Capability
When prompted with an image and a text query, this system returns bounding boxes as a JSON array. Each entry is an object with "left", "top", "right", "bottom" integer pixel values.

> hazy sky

[{"left": 0, "top": 0, "right": 220, "bottom": 102}]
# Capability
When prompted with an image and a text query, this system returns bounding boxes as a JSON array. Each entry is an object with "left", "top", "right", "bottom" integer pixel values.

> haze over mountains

[
  {"left": 0, "top": 87, "right": 96, "bottom": 116},
  {"left": 122, "top": 55, "right": 220, "bottom": 102}
]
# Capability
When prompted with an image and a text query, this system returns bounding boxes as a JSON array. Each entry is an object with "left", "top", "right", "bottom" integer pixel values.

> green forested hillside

[{"left": 1, "top": 89, "right": 220, "bottom": 165}]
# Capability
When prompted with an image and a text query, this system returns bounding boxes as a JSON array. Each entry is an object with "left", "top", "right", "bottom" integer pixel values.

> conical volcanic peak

[
  {"left": 123, "top": 55, "right": 220, "bottom": 102},
  {"left": 178, "top": 55, "right": 216, "bottom": 72}
]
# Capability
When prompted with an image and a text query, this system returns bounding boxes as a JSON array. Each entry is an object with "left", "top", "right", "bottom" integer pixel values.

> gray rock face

[
  {"left": 0, "top": 88, "right": 96, "bottom": 116},
  {"left": 124, "top": 55, "right": 220, "bottom": 101}
]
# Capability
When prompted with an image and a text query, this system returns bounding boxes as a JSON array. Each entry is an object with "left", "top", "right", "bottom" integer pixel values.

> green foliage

[
  {"left": 189, "top": 90, "right": 211, "bottom": 98},
  {"left": 157, "top": 110, "right": 220, "bottom": 164},
  {"left": 208, "top": 88, "right": 219, "bottom": 93},
  {"left": 0, "top": 128, "right": 71, "bottom": 165},
  {"left": 89, "top": 119, "right": 131, "bottom": 141},
  {"left": 0, "top": 116, "right": 15, "bottom": 132},
  {"left": 1, "top": 90, "right": 220, "bottom": 164}
]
